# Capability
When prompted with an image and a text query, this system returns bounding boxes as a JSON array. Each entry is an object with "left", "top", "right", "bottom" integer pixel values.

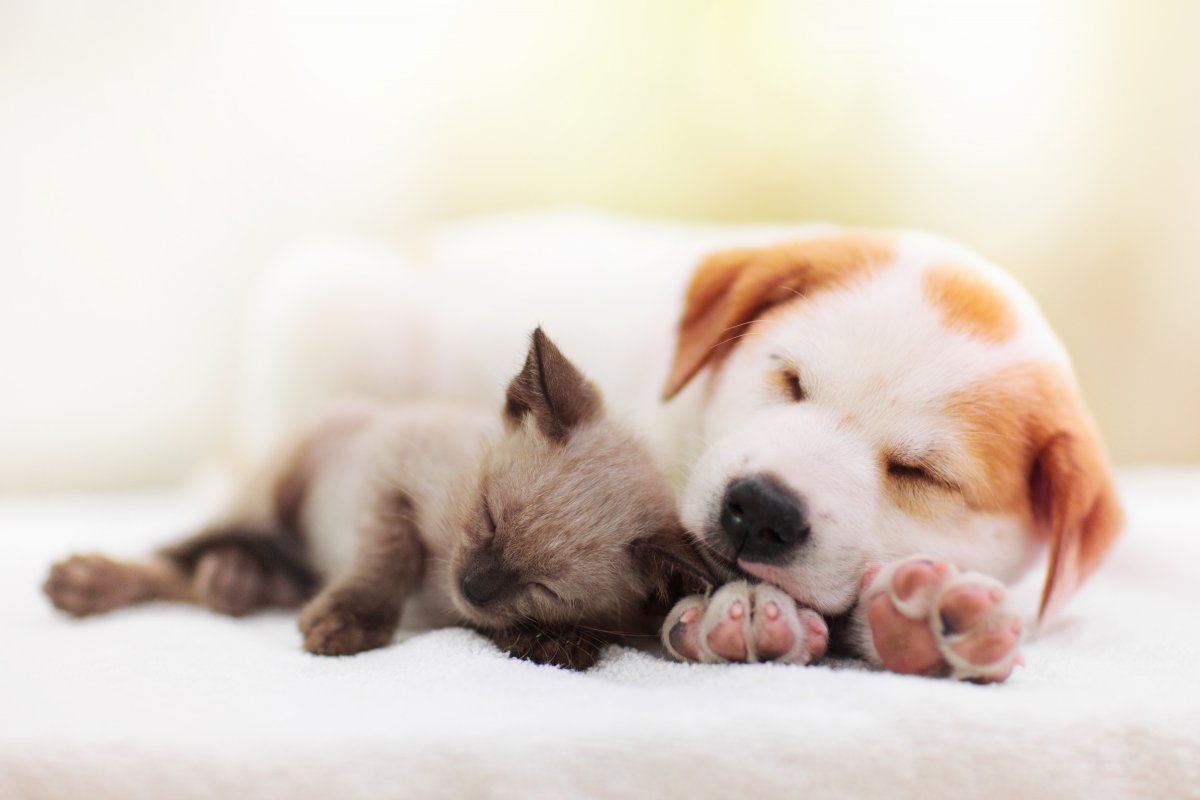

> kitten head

[{"left": 447, "top": 328, "right": 713, "bottom": 663}]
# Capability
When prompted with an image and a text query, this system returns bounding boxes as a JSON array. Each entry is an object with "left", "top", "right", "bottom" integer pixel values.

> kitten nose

[
  {"left": 721, "top": 474, "right": 810, "bottom": 562},
  {"left": 461, "top": 556, "right": 519, "bottom": 606}
]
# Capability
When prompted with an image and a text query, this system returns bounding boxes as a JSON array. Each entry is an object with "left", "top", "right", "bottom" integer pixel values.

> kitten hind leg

[
  {"left": 45, "top": 525, "right": 318, "bottom": 618},
  {"left": 161, "top": 526, "right": 318, "bottom": 616},
  {"left": 44, "top": 554, "right": 193, "bottom": 617}
]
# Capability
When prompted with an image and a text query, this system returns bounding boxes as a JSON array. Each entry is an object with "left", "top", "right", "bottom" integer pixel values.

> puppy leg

[
  {"left": 298, "top": 492, "right": 424, "bottom": 656},
  {"left": 662, "top": 581, "right": 829, "bottom": 665},
  {"left": 855, "top": 556, "right": 1024, "bottom": 683}
]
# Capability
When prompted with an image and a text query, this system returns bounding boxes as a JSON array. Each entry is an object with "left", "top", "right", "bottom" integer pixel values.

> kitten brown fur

[{"left": 44, "top": 329, "right": 714, "bottom": 670}]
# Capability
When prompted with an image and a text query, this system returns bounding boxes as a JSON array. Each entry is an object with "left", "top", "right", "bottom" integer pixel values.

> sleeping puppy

[
  {"left": 658, "top": 231, "right": 1124, "bottom": 682},
  {"left": 216, "top": 217, "right": 1122, "bottom": 681},
  {"left": 43, "top": 329, "right": 714, "bottom": 670}
]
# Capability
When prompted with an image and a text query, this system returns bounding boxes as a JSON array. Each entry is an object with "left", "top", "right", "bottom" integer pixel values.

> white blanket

[{"left": 3, "top": 470, "right": 1199, "bottom": 799}]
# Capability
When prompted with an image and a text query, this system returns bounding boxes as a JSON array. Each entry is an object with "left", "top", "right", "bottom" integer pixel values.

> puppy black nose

[
  {"left": 721, "top": 475, "right": 809, "bottom": 562},
  {"left": 461, "top": 558, "right": 518, "bottom": 606}
]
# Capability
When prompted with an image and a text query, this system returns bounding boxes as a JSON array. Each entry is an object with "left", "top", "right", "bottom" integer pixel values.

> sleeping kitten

[{"left": 43, "top": 328, "right": 713, "bottom": 669}]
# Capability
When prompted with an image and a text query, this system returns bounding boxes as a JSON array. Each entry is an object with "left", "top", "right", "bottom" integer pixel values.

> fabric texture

[{"left": 2, "top": 470, "right": 1198, "bottom": 799}]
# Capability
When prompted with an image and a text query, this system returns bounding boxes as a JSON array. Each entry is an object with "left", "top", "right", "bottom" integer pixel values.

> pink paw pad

[
  {"left": 705, "top": 599, "right": 749, "bottom": 661},
  {"left": 751, "top": 601, "right": 795, "bottom": 660}
]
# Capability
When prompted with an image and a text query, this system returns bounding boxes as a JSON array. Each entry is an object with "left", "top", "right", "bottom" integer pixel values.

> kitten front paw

[
  {"left": 298, "top": 589, "right": 399, "bottom": 656},
  {"left": 490, "top": 625, "right": 605, "bottom": 670}
]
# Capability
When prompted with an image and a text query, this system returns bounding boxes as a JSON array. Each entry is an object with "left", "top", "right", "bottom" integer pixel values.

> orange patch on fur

[
  {"left": 945, "top": 367, "right": 1047, "bottom": 522},
  {"left": 663, "top": 232, "right": 896, "bottom": 399},
  {"left": 923, "top": 264, "right": 1017, "bottom": 343},
  {"left": 945, "top": 363, "right": 1123, "bottom": 618}
]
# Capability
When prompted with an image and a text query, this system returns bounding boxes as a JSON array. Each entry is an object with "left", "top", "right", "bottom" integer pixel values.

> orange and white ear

[
  {"left": 1030, "top": 419, "right": 1125, "bottom": 620},
  {"left": 662, "top": 233, "right": 894, "bottom": 400}
]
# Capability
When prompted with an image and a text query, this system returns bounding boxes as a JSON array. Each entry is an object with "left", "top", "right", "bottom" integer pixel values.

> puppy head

[
  {"left": 449, "top": 328, "right": 713, "bottom": 638},
  {"left": 666, "top": 233, "right": 1122, "bottom": 618}
]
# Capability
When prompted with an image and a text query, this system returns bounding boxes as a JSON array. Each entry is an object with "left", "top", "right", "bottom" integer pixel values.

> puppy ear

[
  {"left": 662, "top": 248, "right": 757, "bottom": 400},
  {"left": 1031, "top": 422, "right": 1124, "bottom": 620},
  {"left": 632, "top": 525, "right": 721, "bottom": 612},
  {"left": 663, "top": 233, "right": 894, "bottom": 400},
  {"left": 505, "top": 327, "right": 603, "bottom": 442}
]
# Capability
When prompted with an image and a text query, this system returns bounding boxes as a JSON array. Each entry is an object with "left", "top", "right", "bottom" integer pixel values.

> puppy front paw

[
  {"left": 862, "top": 556, "right": 1024, "bottom": 683},
  {"left": 662, "top": 581, "right": 828, "bottom": 665},
  {"left": 43, "top": 554, "right": 152, "bottom": 616},
  {"left": 298, "top": 589, "right": 399, "bottom": 656}
]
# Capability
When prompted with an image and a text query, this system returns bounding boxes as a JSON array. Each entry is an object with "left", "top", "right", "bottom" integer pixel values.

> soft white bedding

[{"left": 2, "top": 469, "right": 1198, "bottom": 799}]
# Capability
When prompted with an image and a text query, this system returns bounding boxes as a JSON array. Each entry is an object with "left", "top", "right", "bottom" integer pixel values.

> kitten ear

[
  {"left": 632, "top": 525, "right": 720, "bottom": 612},
  {"left": 504, "top": 327, "right": 603, "bottom": 442}
]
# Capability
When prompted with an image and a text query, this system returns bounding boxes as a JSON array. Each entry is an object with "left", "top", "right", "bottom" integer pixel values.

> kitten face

[
  {"left": 449, "top": 419, "right": 678, "bottom": 631},
  {"left": 446, "top": 328, "right": 710, "bottom": 635}
]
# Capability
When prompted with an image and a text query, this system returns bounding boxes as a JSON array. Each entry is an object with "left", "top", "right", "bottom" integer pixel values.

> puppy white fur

[
  {"left": 660, "top": 230, "right": 1122, "bottom": 680},
  {"left": 235, "top": 216, "right": 1123, "bottom": 681}
]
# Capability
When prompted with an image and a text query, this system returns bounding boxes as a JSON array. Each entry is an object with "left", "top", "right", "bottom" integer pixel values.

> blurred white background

[{"left": 2, "top": 0, "right": 1198, "bottom": 491}]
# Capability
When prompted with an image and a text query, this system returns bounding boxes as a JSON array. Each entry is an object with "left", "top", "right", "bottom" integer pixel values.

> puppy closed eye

[
  {"left": 771, "top": 368, "right": 807, "bottom": 403},
  {"left": 887, "top": 459, "right": 956, "bottom": 491}
]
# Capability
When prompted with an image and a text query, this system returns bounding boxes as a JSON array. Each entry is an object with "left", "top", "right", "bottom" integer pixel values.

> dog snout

[
  {"left": 461, "top": 555, "right": 519, "bottom": 606},
  {"left": 721, "top": 474, "right": 809, "bottom": 562}
]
